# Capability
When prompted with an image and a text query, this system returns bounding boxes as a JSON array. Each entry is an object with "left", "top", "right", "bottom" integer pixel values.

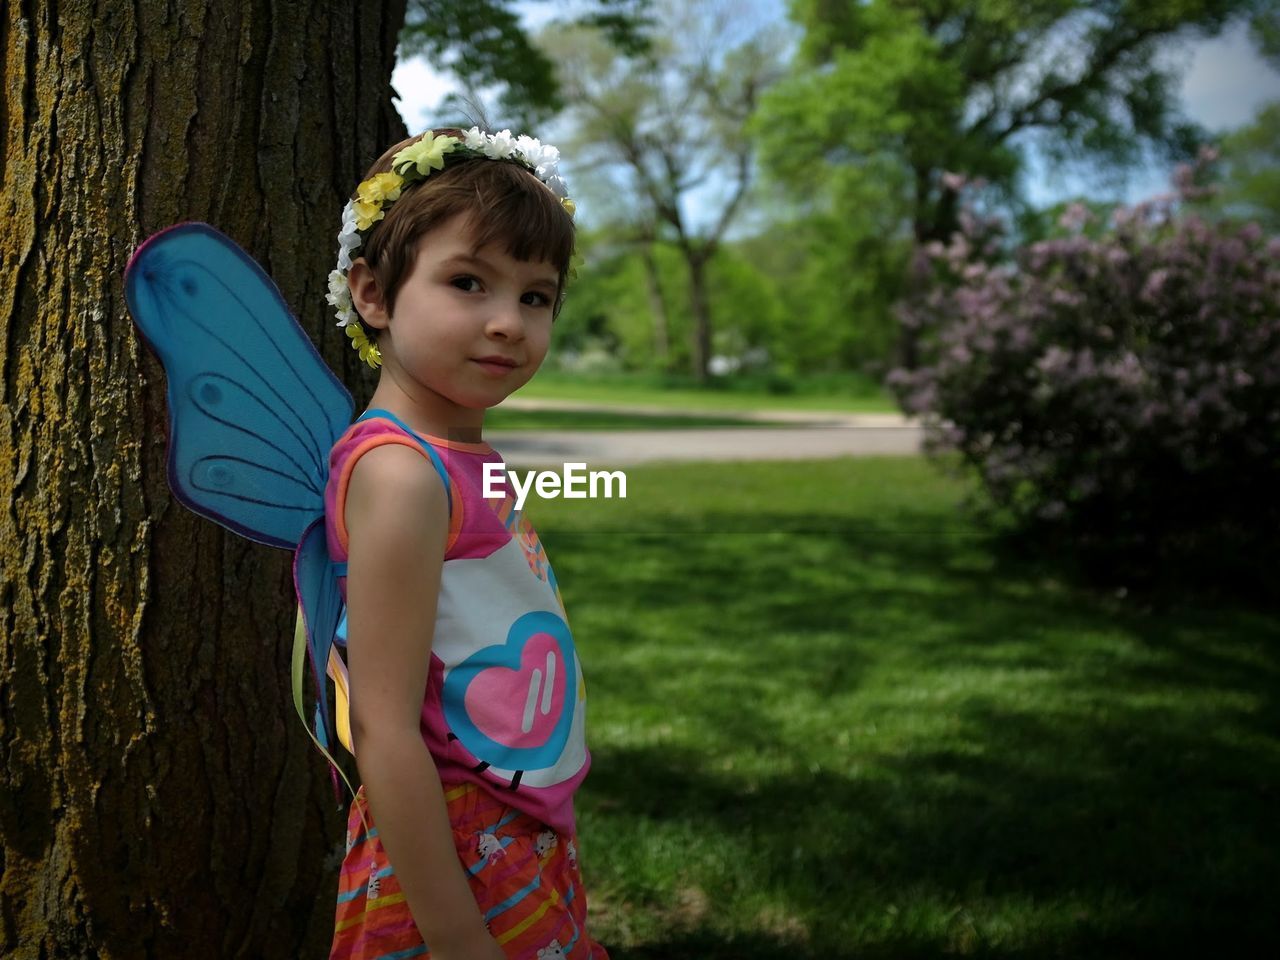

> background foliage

[
  {"left": 529, "top": 0, "right": 1280, "bottom": 388},
  {"left": 889, "top": 154, "right": 1280, "bottom": 592}
]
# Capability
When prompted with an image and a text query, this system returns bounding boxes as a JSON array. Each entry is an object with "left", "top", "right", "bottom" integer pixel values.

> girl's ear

[{"left": 347, "top": 258, "right": 390, "bottom": 330}]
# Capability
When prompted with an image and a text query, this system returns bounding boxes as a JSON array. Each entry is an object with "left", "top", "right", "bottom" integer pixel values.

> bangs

[{"left": 456, "top": 160, "right": 576, "bottom": 271}]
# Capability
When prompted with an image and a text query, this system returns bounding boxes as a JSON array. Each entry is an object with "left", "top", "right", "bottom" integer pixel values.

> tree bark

[
  {"left": 638, "top": 244, "right": 670, "bottom": 364},
  {"left": 687, "top": 251, "right": 712, "bottom": 382},
  {"left": 1, "top": 2, "right": 406, "bottom": 957}
]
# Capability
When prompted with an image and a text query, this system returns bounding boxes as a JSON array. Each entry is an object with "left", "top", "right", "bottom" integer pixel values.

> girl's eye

[
  {"left": 522, "top": 291, "right": 553, "bottom": 308},
  {"left": 451, "top": 275, "right": 481, "bottom": 293}
]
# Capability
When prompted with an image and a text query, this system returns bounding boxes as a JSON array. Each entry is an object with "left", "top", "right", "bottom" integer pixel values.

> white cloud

[
  {"left": 391, "top": 53, "right": 460, "bottom": 133},
  {"left": 1180, "top": 21, "right": 1280, "bottom": 132}
]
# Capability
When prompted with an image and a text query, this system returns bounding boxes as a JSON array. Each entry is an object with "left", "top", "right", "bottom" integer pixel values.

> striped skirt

[{"left": 330, "top": 782, "right": 609, "bottom": 960}]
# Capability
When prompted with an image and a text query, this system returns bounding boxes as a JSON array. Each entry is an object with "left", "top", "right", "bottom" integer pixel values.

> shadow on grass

[{"left": 549, "top": 503, "right": 1280, "bottom": 958}]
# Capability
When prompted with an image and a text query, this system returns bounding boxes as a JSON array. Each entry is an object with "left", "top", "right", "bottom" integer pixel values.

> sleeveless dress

[{"left": 324, "top": 409, "right": 608, "bottom": 960}]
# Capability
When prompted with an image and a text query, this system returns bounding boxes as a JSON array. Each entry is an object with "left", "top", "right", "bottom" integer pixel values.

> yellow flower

[
  {"left": 561, "top": 197, "right": 576, "bottom": 218},
  {"left": 392, "top": 133, "right": 459, "bottom": 178},
  {"left": 352, "top": 199, "right": 384, "bottom": 231},
  {"left": 345, "top": 322, "right": 382, "bottom": 369},
  {"left": 356, "top": 171, "right": 404, "bottom": 206}
]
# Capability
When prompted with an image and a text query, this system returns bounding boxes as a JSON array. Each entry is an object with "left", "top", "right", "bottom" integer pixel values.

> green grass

[
  {"left": 521, "top": 458, "right": 1280, "bottom": 958},
  {"left": 484, "top": 407, "right": 790, "bottom": 431},
  {"left": 516, "top": 368, "right": 899, "bottom": 414}
]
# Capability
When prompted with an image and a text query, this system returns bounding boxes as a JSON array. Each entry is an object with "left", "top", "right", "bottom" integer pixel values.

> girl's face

[{"left": 376, "top": 213, "right": 559, "bottom": 417}]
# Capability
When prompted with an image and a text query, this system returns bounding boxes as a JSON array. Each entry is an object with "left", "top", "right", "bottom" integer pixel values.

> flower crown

[{"left": 327, "top": 127, "right": 576, "bottom": 368}]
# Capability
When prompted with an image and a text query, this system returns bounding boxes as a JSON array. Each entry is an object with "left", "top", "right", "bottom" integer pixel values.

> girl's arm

[{"left": 344, "top": 443, "right": 504, "bottom": 960}]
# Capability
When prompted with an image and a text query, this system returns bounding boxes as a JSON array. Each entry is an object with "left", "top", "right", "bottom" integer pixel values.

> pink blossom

[
  {"left": 1058, "top": 203, "right": 1090, "bottom": 232},
  {"left": 887, "top": 164, "right": 1280, "bottom": 571},
  {"left": 1037, "top": 346, "right": 1071, "bottom": 375},
  {"left": 1141, "top": 269, "right": 1169, "bottom": 301},
  {"left": 1172, "top": 163, "right": 1194, "bottom": 194}
]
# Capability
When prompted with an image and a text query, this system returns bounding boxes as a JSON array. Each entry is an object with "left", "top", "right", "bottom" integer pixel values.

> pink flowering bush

[{"left": 890, "top": 154, "right": 1280, "bottom": 588}]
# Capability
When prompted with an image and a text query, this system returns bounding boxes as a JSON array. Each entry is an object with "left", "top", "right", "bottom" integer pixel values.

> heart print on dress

[{"left": 442, "top": 609, "right": 578, "bottom": 776}]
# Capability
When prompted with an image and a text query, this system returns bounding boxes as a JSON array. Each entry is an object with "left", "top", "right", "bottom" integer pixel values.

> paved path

[{"left": 486, "top": 398, "right": 923, "bottom": 466}]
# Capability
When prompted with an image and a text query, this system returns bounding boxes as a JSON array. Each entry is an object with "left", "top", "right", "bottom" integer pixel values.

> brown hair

[{"left": 352, "top": 128, "right": 575, "bottom": 328}]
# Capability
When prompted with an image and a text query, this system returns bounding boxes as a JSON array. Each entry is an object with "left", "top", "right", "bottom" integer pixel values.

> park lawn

[
  {"left": 521, "top": 457, "right": 1280, "bottom": 959},
  {"left": 515, "top": 368, "right": 900, "bottom": 414},
  {"left": 483, "top": 407, "right": 791, "bottom": 431}
]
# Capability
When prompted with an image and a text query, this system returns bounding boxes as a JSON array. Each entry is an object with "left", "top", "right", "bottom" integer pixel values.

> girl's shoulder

[
  {"left": 325, "top": 416, "right": 458, "bottom": 560},
  {"left": 329, "top": 412, "right": 495, "bottom": 469},
  {"left": 328, "top": 415, "right": 413, "bottom": 466},
  {"left": 328, "top": 415, "right": 460, "bottom": 485}
]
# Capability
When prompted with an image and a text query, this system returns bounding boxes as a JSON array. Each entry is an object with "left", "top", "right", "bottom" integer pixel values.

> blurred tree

[
  {"left": 735, "top": 173, "right": 913, "bottom": 373},
  {"left": 541, "top": 1, "right": 786, "bottom": 381},
  {"left": 554, "top": 239, "right": 688, "bottom": 371},
  {"left": 1250, "top": 5, "right": 1280, "bottom": 67},
  {"left": 757, "top": 0, "right": 1270, "bottom": 367},
  {"left": 1, "top": 3, "right": 407, "bottom": 958},
  {"left": 401, "top": 0, "right": 652, "bottom": 127},
  {"left": 1203, "top": 101, "right": 1280, "bottom": 232},
  {"left": 707, "top": 247, "right": 786, "bottom": 366}
]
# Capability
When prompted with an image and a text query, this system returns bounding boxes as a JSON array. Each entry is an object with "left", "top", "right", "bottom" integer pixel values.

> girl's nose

[{"left": 486, "top": 299, "right": 525, "bottom": 339}]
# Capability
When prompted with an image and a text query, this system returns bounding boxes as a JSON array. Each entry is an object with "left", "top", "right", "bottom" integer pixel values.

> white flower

[
  {"left": 326, "top": 269, "right": 348, "bottom": 299},
  {"left": 485, "top": 129, "right": 517, "bottom": 159},
  {"left": 326, "top": 270, "right": 353, "bottom": 314},
  {"left": 338, "top": 202, "right": 359, "bottom": 238},
  {"left": 512, "top": 136, "right": 560, "bottom": 177},
  {"left": 336, "top": 201, "right": 363, "bottom": 270},
  {"left": 335, "top": 306, "right": 356, "bottom": 328},
  {"left": 463, "top": 126, "right": 487, "bottom": 151},
  {"left": 543, "top": 174, "right": 568, "bottom": 199},
  {"left": 533, "top": 142, "right": 560, "bottom": 174},
  {"left": 514, "top": 134, "right": 542, "bottom": 166}
]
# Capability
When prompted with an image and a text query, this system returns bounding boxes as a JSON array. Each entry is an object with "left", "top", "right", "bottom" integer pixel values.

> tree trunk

[
  {"left": 687, "top": 252, "right": 712, "bottom": 382},
  {"left": 896, "top": 168, "right": 936, "bottom": 371},
  {"left": 1, "top": 2, "right": 406, "bottom": 957},
  {"left": 638, "top": 244, "right": 670, "bottom": 364},
  {"left": 898, "top": 176, "right": 960, "bottom": 371}
]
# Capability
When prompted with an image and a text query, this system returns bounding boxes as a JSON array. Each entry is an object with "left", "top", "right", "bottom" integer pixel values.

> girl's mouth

[{"left": 472, "top": 358, "right": 518, "bottom": 376}]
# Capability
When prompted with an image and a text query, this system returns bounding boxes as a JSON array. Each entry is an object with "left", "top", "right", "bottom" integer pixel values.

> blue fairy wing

[
  {"left": 293, "top": 518, "right": 358, "bottom": 801},
  {"left": 124, "top": 222, "right": 353, "bottom": 550}
]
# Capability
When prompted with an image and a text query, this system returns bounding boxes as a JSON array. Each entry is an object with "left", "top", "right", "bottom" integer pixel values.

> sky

[
  {"left": 1024, "top": 19, "right": 1280, "bottom": 206},
  {"left": 390, "top": 7, "right": 1280, "bottom": 213}
]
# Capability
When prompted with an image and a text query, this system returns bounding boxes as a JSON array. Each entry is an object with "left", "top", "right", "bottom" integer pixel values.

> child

[{"left": 321, "top": 128, "right": 608, "bottom": 960}]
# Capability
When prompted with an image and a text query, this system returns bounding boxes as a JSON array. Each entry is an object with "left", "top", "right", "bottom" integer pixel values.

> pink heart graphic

[{"left": 462, "top": 631, "right": 567, "bottom": 751}]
